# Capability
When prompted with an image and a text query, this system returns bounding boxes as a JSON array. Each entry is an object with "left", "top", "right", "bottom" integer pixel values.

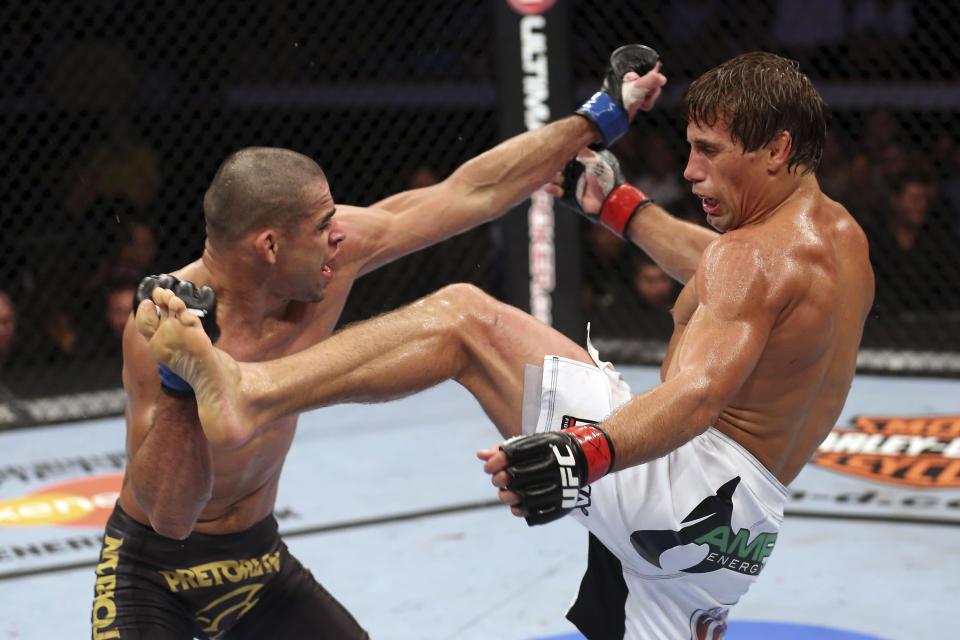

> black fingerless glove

[
  {"left": 135, "top": 274, "right": 221, "bottom": 398},
  {"left": 501, "top": 422, "right": 615, "bottom": 526},
  {"left": 576, "top": 44, "right": 660, "bottom": 149}
]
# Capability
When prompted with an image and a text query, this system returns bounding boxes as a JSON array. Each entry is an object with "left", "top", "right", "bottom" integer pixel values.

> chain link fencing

[
  {"left": 1, "top": 0, "right": 958, "bottom": 426},
  {"left": 573, "top": 1, "right": 960, "bottom": 372}
]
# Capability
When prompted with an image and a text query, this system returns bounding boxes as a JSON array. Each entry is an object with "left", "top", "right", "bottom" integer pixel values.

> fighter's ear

[
  {"left": 253, "top": 228, "right": 279, "bottom": 264},
  {"left": 766, "top": 130, "right": 793, "bottom": 173}
]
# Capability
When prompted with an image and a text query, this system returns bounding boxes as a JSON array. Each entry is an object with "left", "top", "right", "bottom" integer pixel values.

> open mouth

[
  {"left": 322, "top": 260, "right": 335, "bottom": 280},
  {"left": 699, "top": 195, "right": 721, "bottom": 215}
]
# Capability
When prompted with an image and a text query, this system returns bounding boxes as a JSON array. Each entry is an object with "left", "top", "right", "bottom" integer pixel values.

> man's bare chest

[
  {"left": 671, "top": 280, "right": 699, "bottom": 329},
  {"left": 216, "top": 315, "right": 337, "bottom": 363}
]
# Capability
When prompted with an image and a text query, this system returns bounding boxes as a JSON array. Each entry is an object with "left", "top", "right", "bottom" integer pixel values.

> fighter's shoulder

[
  {"left": 699, "top": 230, "right": 771, "bottom": 270},
  {"left": 168, "top": 260, "right": 210, "bottom": 286},
  {"left": 331, "top": 203, "right": 390, "bottom": 233},
  {"left": 696, "top": 233, "right": 789, "bottom": 311},
  {"left": 821, "top": 196, "right": 868, "bottom": 248},
  {"left": 335, "top": 203, "right": 373, "bottom": 216},
  {"left": 324, "top": 203, "right": 394, "bottom": 267},
  {"left": 812, "top": 195, "right": 873, "bottom": 292}
]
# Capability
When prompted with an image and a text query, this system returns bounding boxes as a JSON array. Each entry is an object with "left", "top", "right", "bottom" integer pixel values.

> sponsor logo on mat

[
  {"left": 813, "top": 414, "right": 960, "bottom": 488},
  {"left": 0, "top": 472, "right": 122, "bottom": 528}
]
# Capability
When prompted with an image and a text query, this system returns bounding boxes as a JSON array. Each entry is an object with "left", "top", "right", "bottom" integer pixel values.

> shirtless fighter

[
  {"left": 90, "top": 46, "right": 666, "bottom": 639},
  {"left": 135, "top": 52, "right": 873, "bottom": 638}
]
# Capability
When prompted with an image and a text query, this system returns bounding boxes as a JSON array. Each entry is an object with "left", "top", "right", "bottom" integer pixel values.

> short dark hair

[
  {"left": 684, "top": 52, "right": 828, "bottom": 174},
  {"left": 203, "top": 147, "right": 327, "bottom": 244}
]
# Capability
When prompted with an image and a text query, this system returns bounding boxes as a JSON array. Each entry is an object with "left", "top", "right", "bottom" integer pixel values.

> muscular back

[{"left": 664, "top": 192, "right": 874, "bottom": 484}]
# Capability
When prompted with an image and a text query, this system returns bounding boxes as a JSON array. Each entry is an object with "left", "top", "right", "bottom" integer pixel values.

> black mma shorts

[{"left": 90, "top": 503, "right": 368, "bottom": 639}]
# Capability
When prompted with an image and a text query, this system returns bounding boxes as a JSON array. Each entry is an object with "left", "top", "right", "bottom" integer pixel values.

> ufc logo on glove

[
  {"left": 552, "top": 444, "right": 581, "bottom": 508},
  {"left": 502, "top": 419, "right": 615, "bottom": 525}
]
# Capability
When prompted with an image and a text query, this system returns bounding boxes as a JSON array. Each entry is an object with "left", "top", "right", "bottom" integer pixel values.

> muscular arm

[
  {"left": 351, "top": 115, "right": 600, "bottom": 276},
  {"left": 339, "top": 61, "right": 667, "bottom": 276},
  {"left": 600, "top": 238, "right": 782, "bottom": 469},
  {"left": 561, "top": 148, "right": 716, "bottom": 284},
  {"left": 624, "top": 203, "right": 718, "bottom": 284},
  {"left": 121, "top": 317, "right": 213, "bottom": 539}
]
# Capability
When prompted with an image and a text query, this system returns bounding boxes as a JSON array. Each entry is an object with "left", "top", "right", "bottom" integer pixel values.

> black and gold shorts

[{"left": 90, "top": 504, "right": 368, "bottom": 639}]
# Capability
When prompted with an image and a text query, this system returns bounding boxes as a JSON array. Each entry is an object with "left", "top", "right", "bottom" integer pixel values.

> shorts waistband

[{"left": 108, "top": 503, "right": 280, "bottom": 558}]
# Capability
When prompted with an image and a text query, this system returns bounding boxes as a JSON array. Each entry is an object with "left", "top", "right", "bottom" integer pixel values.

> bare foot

[{"left": 136, "top": 288, "right": 252, "bottom": 448}]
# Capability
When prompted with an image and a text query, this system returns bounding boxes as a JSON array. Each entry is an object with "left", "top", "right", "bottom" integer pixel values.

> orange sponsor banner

[
  {"left": 0, "top": 472, "right": 122, "bottom": 528},
  {"left": 812, "top": 415, "right": 960, "bottom": 488}
]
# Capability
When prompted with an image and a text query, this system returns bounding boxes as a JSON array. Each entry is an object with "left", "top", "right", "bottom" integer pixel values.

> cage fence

[{"left": 1, "top": 0, "right": 958, "bottom": 427}]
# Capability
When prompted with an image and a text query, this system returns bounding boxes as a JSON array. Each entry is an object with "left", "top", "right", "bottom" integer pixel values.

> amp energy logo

[
  {"left": 813, "top": 414, "right": 960, "bottom": 488},
  {"left": 630, "top": 477, "right": 777, "bottom": 576}
]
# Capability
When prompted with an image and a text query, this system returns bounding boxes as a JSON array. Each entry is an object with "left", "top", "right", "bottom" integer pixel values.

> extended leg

[{"left": 137, "top": 284, "right": 593, "bottom": 445}]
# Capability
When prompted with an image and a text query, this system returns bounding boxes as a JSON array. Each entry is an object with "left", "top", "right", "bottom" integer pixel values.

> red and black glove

[{"left": 500, "top": 422, "right": 615, "bottom": 526}]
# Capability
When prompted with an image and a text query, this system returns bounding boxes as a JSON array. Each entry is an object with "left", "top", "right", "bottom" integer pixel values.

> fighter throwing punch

[
  {"left": 91, "top": 46, "right": 665, "bottom": 639},
  {"left": 135, "top": 51, "right": 874, "bottom": 638}
]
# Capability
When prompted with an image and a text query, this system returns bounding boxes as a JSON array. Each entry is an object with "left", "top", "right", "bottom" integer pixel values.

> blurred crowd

[
  {"left": 3, "top": 0, "right": 960, "bottom": 402},
  {"left": 0, "top": 208, "right": 159, "bottom": 398},
  {"left": 582, "top": 106, "right": 960, "bottom": 347},
  {"left": 4, "top": 106, "right": 960, "bottom": 399},
  {"left": 0, "top": 122, "right": 164, "bottom": 398}
]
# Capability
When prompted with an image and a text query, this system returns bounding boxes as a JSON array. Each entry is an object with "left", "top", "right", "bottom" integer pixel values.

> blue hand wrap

[
  {"left": 576, "top": 91, "right": 628, "bottom": 148},
  {"left": 158, "top": 363, "right": 195, "bottom": 398}
]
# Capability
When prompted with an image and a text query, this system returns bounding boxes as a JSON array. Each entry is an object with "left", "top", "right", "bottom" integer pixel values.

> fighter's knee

[
  {"left": 431, "top": 283, "right": 494, "bottom": 309},
  {"left": 427, "top": 284, "right": 501, "bottom": 329}
]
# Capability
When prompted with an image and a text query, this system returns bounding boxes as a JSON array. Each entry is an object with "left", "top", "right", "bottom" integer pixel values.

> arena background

[{"left": 1, "top": 0, "right": 959, "bottom": 428}]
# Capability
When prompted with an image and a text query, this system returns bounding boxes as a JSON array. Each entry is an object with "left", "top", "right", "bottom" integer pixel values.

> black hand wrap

[
  {"left": 501, "top": 423, "right": 615, "bottom": 526},
  {"left": 576, "top": 44, "right": 660, "bottom": 149},
  {"left": 558, "top": 149, "right": 626, "bottom": 218},
  {"left": 135, "top": 274, "right": 221, "bottom": 398}
]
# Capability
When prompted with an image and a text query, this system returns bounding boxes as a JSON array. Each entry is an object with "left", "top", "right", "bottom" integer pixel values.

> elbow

[
  {"left": 145, "top": 500, "right": 204, "bottom": 539},
  {"left": 135, "top": 487, "right": 210, "bottom": 540},
  {"left": 686, "top": 381, "right": 725, "bottom": 435},
  {"left": 691, "top": 404, "right": 723, "bottom": 436},
  {"left": 149, "top": 517, "right": 194, "bottom": 540}
]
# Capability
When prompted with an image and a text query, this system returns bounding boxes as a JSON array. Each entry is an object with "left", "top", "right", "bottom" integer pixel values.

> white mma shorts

[{"left": 522, "top": 337, "right": 788, "bottom": 640}]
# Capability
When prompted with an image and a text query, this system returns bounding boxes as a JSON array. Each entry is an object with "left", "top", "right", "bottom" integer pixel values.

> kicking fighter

[
  {"left": 136, "top": 52, "right": 873, "bottom": 638},
  {"left": 90, "top": 46, "right": 666, "bottom": 639}
]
